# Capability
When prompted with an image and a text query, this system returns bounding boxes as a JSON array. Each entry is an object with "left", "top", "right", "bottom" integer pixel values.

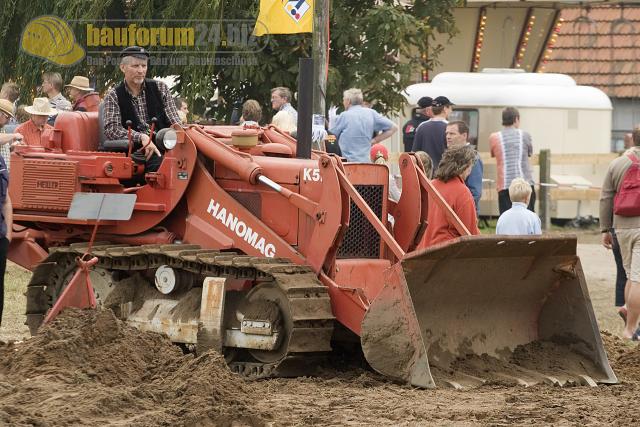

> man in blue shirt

[
  {"left": 496, "top": 178, "right": 542, "bottom": 235},
  {"left": 329, "top": 88, "right": 397, "bottom": 162},
  {"left": 445, "top": 121, "right": 483, "bottom": 215}
]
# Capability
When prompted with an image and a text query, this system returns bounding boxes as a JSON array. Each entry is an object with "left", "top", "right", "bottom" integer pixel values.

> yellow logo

[{"left": 21, "top": 15, "right": 85, "bottom": 66}]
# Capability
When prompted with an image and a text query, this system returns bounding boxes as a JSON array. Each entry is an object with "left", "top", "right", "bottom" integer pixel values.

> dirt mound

[
  {"left": 0, "top": 309, "right": 265, "bottom": 426},
  {"left": 601, "top": 331, "right": 640, "bottom": 383},
  {"left": 1, "top": 309, "right": 180, "bottom": 387},
  {"left": 0, "top": 309, "right": 638, "bottom": 426}
]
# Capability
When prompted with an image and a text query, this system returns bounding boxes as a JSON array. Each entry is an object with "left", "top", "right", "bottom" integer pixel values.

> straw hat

[
  {"left": 25, "top": 98, "right": 56, "bottom": 116},
  {"left": 65, "top": 75, "right": 94, "bottom": 91},
  {"left": 0, "top": 99, "right": 15, "bottom": 118}
]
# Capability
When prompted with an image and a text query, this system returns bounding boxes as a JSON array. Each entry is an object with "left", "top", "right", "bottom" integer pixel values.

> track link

[{"left": 25, "top": 243, "right": 335, "bottom": 379}]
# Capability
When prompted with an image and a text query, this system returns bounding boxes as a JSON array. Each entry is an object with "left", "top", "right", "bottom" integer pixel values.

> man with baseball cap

[
  {"left": 102, "top": 46, "right": 181, "bottom": 175},
  {"left": 65, "top": 76, "right": 101, "bottom": 112},
  {"left": 412, "top": 96, "right": 454, "bottom": 173},
  {"left": 401, "top": 96, "right": 431, "bottom": 152},
  {"left": 15, "top": 98, "right": 55, "bottom": 146}
]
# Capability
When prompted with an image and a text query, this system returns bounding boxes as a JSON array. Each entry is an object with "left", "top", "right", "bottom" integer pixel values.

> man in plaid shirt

[{"left": 103, "top": 46, "right": 181, "bottom": 173}]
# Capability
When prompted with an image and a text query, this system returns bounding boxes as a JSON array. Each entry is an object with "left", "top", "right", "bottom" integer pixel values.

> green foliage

[{"left": 0, "top": 0, "right": 458, "bottom": 119}]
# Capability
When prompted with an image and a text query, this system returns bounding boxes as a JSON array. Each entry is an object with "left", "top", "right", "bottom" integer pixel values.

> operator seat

[{"left": 98, "top": 102, "right": 130, "bottom": 152}]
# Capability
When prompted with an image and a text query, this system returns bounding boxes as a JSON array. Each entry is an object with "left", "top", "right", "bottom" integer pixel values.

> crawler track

[{"left": 25, "top": 243, "right": 335, "bottom": 378}]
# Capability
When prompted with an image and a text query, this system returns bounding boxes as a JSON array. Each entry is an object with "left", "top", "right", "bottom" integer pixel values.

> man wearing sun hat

[
  {"left": 0, "top": 99, "right": 24, "bottom": 170},
  {"left": 0, "top": 100, "right": 24, "bottom": 146},
  {"left": 15, "top": 98, "right": 55, "bottom": 146},
  {"left": 65, "top": 76, "right": 101, "bottom": 112}
]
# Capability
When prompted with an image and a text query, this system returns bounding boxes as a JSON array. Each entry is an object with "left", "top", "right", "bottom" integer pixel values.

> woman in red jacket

[{"left": 418, "top": 144, "right": 480, "bottom": 248}]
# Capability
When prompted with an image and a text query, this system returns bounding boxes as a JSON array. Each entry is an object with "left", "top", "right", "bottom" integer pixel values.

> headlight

[
  {"left": 163, "top": 129, "right": 178, "bottom": 150},
  {"left": 156, "top": 128, "right": 178, "bottom": 150}
]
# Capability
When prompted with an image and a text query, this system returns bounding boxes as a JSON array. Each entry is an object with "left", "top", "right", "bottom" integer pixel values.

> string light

[
  {"left": 421, "top": 52, "right": 428, "bottom": 82},
  {"left": 472, "top": 9, "right": 488, "bottom": 71},
  {"left": 539, "top": 17, "right": 564, "bottom": 72},
  {"left": 515, "top": 14, "right": 536, "bottom": 68}
]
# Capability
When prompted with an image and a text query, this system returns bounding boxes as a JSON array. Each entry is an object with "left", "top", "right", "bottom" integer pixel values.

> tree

[{"left": 0, "top": 0, "right": 458, "bottom": 118}]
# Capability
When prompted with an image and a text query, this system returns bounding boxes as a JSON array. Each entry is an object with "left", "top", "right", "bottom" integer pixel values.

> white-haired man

[
  {"left": 271, "top": 86, "right": 298, "bottom": 131},
  {"left": 102, "top": 46, "right": 181, "bottom": 173},
  {"left": 328, "top": 88, "right": 397, "bottom": 162}
]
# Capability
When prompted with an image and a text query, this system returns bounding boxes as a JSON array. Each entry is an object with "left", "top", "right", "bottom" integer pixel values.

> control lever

[
  {"left": 148, "top": 117, "right": 158, "bottom": 143},
  {"left": 126, "top": 120, "right": 133, "bottom": 157},
  {"left": 139, "top": 117, "right": 158, "bottom": 155}
]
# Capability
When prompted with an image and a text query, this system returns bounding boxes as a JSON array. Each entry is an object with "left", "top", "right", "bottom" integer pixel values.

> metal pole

[
  {"left": 296, "top": 57, "right": 314, "bottom": 159},
  {"left": 312, "top": 0, "right": 330, "bottom": 115},
  {"left": 539, "top": 149, "right": 551, "bottom": 231}
]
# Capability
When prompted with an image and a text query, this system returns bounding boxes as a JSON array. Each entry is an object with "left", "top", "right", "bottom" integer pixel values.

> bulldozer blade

[
  {"left": 361, "top": 261, "right": 435, "bottom": 388},
  {"left": 362, "top": 235, "right": 618, "bottom": 388}
]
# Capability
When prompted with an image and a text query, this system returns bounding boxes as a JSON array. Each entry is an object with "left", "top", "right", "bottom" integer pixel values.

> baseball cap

[
  {"left": 370, "top": 144, "right": 389, "bottom": 162},
  {"left": 417, "top": 96, "right": 433, "bottom": 109},
  {"left": 432, "top": 96, "right": 454, "bottom": 107},
  {"left": 120, "top": 46, "right": 150, "bottom": 59},
  {"left": 369, "top": 144, "right": 389, "bottom": 162}
]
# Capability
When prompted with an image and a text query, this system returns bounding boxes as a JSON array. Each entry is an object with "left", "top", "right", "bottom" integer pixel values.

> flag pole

[{"left": 312, "top": 0, "right": 330, "bottom": 117}]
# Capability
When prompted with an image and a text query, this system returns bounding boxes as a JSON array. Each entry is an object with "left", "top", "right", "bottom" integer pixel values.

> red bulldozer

[{"left": 7, "top": 110, "right": 616, "bottom": 388}]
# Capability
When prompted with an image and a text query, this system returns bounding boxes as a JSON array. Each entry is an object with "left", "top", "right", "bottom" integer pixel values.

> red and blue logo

[{"left": 284, "top": 0, "right": 310, "bottom": 23}]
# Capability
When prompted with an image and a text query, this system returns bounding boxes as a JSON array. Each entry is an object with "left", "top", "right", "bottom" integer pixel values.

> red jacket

[
  {"left": 418, "top": 176, "right": 480, "bottom": 248},
  {"left": 73, "top": 92, "right": 101, "bottom": 112}
]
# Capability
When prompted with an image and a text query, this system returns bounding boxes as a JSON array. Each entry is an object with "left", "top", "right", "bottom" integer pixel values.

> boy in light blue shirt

[{"left": 496, "top": 178, "right": 542, "bottom": 235}]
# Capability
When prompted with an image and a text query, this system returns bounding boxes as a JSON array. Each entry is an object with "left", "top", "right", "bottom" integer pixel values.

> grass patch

[{"left": 1, "top": 262, "right": 32, "bottom": 342}]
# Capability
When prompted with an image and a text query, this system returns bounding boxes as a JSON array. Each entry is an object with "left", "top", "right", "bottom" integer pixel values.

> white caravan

[{"left": 398, "top": 69, "right": 613, "bottom": 220}]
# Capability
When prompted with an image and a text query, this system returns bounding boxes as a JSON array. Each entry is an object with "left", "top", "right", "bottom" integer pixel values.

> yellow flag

[{"left": 254, "top": 0, "right": 314, "bottom": 36}]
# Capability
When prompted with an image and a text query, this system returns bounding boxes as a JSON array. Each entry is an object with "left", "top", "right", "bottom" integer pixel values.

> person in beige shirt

[{"left": 600, "top": 127, "right": 640, "bottom": 340}]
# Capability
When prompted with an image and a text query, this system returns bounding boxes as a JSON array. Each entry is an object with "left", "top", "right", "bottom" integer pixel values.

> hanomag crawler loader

[{"left": 7, "top": 111, "right": 617, "bottom": 388}]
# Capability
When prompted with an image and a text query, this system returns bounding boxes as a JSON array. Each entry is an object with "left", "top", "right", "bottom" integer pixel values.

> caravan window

[{"left": 449, "top": 109, "right": 479, "bottom": 148}]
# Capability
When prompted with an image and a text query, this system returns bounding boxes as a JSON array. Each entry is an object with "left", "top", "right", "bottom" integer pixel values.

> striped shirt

[
  {"left": 49, "top": 93, "right": 72, "bottom": 112},
  {"left": 0, "top": 129, "right": 9, "bottom": 172},
  {"left": 279, "top": 103, "right": 298, "bottom": 123},
  {"left": 489, "top": 127, "right": 534, "bottom": 192}
]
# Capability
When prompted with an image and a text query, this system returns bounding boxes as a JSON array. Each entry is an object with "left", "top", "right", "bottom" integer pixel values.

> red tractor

[{"left": 7, "top": 111, "right": 616, "bottom": 388}]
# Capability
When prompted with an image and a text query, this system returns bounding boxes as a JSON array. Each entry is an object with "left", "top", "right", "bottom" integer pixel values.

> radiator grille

[
  {"left": 337, "top": 184, "right": 384, "bottom": 259},
  {"left": 22, "top": 160, "right": 77, "bottom": 211}
]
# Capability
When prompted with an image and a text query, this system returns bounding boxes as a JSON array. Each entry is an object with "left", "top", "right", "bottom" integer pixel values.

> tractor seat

[{"left": 98, "top": 102, "right": 130, "bottom": 152}]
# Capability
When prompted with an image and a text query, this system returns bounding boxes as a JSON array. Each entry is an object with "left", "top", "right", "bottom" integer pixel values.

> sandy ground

[{"left": 0, "top": 232, "right": 638, "bottom": 426}]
